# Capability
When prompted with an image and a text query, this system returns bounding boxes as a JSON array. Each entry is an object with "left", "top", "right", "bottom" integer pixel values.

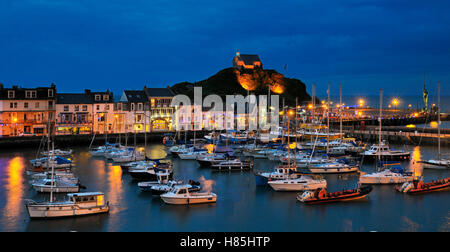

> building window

[
  {"left": 24, "top": 102, "right": 28, "bottom": 108},
  {"left": 26, "top": 91, "right": 37, "bottom": 98},
  {"left": 82, "top": 105, "right": 87, "bottom": 111},
  {"left": 103, "top": 95, "right": 109, "bottom": 101},
  {"left": 96, "top": 105, "right": 100, "bottom": 110},
  {"left": 48, "top": 89, "right": 54, "bottom": 97},
  {"left": 35, "top": 102, "right": 39, "bottom": 108},
  {"left": 138, "top": 103, "right": 143, "bottom": 111},
  {"left": 106, "top": 104, "right": 110, "bottom": 110},
  {"left": 131, "top": 103, "right": 135, "bottom": 111},
  {"left": 75, "top": 105, "right": 79, "bottom": 111},
  {"left": 95, "top": 95, "right": 101, "bottom": 101},
  {"left": 64, "top": 106, "right": 69, "bottom": 112},
  {"left": 8, "top": 91, "right": 14, "bottom": 98}
]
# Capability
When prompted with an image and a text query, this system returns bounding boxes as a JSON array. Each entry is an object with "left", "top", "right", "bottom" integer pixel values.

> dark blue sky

[{"left": 1, "top": 0, "right": 449, "bottom": 97}]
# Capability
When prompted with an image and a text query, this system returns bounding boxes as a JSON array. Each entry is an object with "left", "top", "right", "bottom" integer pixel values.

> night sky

[{"left": 1, "top": 0, "right": 449, "bottom": 97}]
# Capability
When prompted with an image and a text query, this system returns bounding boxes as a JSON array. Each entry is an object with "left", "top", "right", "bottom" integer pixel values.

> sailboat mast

[
  {"left": 339, "top": 83, "right": 343, "bottom": 138},
  {"left": 378, "top": 89, "right": 383, "bottom": 162},
  {"left": 438, "top": 81, "right": 441, "bottom": 160},
  {"left": 327, "top": 82, "right": 330, "bottom": 160}
]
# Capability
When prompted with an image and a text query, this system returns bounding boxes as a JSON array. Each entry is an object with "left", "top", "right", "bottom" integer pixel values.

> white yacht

[
  {"left": 160, "top": 185, "right": 217, "bottom": 205},
  {"left": 32, "top": 178, "right": 80, "bottom": 193},
  {"left": 360, "top": 168, "right": 414, "bottom": 184},
  {"left": 41, "top": 149, "right": 73, "bottom": 157},
  {"left": 268, "top": 176, "right": 327, "bottom": 191},
  {"left": 362, "top": 141, "right": 410, "bottom": 161},
  {"left": 308, "top": 161, "right": 359, "bottom": 174},
  {"left": 26, "top": 192, "right": 109, "bottom": 219}
]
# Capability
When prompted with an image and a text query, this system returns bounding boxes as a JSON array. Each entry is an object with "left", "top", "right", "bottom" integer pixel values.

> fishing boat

[
  {"left": 129, "top": 165, "right": 173, "bottom": 181},
  {"left": 136, "top": 171, "right": 171, "bottom": 191},
  {"left": 160, "top": 185, "right": 217, "bottom": 205},
  {"left": 397, "top": 178, "right": 450, "bottom": 194},
  {"left": 308, "top": 160, "right": 359, "bottom": 174},
  {"left": 32, "top": 178, "right": 81, "bottom": 193},
  {"left": 297, "top": 186, "right": 373, "bottom": 204},
  {"left": 178, "top": 148, "right": 208, "bottom": 160},
  {"left": 112, "top": 150, "right": 145, "bottom": 163},
  {"left": 268, "top": 175, "right": 327, "bottom": 192},
  {"left": 362, "top": 141, "right": 411, "bottom": 161},
  {"left": 210, "top": 159, "right": 253, "bottom": 171},
  {"left": 41, "top": 149, "right": 73, "bottom": 157},
  {"left": 30, "top": 156, "right": 73, "bottom": 169},
  {"left": 151, "top": 180, "right": 201, "bottom": 195},
  {"left": 360, "top": 162, "right": 414, "bottom": 184},
  {"left": 26, "top": 192, "right": 109, "bottom": 219},
  {"left": 254, "top": 165, "right": 299, "bottom": 186}
]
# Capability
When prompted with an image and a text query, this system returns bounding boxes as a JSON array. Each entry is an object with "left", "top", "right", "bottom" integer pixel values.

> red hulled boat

[
  {"left": 397, "top": 178, "right": 450, "bottom": 194},
  {"left": 297, "top": 186, "right": 373, "bottom": 204}
]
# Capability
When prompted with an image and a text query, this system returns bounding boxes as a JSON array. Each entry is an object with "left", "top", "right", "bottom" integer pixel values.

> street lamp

[
  {"left": 392, "top": 98, "right": 399, "bottom": 109},
  {"left": 359, "top": 99, "right": 365, "bottom": 108}
]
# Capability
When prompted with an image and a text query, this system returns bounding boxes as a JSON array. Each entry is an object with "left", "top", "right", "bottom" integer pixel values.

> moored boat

[
  {"left": 297, "top": 186, "right": 373, "bottom": 204},
  {"left": 160, "top": 185, "right": 217, "bottom": 205},
  {"left": 210, "top": 159, "right": 253, "bottom": 171},
  {"left": 268, "top": 175, "right": 327, "bottom": 192},
  {"left": 396, "top": 178, "right": 450, "bottom": 194},
  {"left": 25, "top": 192, "right": 109, "bottom": 219}
]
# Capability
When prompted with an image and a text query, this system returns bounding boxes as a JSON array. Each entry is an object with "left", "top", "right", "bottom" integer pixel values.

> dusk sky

[{"left": 1, "top": 0, "right": 449, "bottom": 97}]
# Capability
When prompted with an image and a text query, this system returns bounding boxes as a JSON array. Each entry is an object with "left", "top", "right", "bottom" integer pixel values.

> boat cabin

[{"left": 67, "top": 192, "right": 107, "bottom": 207}]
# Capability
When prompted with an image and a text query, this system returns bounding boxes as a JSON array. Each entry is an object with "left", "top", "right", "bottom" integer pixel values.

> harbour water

[{"left": 0, "top": 144, "right": 449, "bottom": 232}]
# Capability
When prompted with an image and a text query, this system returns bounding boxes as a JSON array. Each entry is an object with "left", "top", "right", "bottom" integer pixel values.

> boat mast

[
  {"left": 144, "top": 104, "right": 147, "bottom": 158},
  {"left": 378, "top": 89, "right": 383, "bottom": 164},
  {"left": 339, "top": 83, "right": 343, "bottom": 138},
  {"left": 438, "top": 81, "right": 441, "bottom": 160},
  {"left": 327, "top": 82, "right": 330, "bottom": 162}
]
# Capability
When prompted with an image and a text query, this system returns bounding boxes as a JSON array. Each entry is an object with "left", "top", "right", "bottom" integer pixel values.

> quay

[
  {"left": 0, "top": 131, "right": 207, "bottom": 149},
  {"left": 339, "top": 127, "right": 450, "bottom": 146}
]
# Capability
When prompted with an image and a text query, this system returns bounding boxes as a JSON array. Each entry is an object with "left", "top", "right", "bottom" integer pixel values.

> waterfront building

[
  {"left": 0, "top": 83, "right": 56, "bottom": 136},
  {"left": 56, "top": 91, "right": 93, "bottom": 135},
  {"left": 118, "top": 89, "right": 150, "bottom": 133},
  {"left": 145, "top": 87, "right": 174, "bottom": 131},
  {"left": 92, "top": 90, "right": 114, "bottom": 134},
  {"left": 232, "top": 51, "right": 263, "bottom": 70}
]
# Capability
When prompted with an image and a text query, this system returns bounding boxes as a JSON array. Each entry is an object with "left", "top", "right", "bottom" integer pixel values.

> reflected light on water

[
  {"left": 107, "top": 164, "right": 123, "bottom": 214},
  {"left": 410, "top": 146, "right": 423, "bottom": 177},
  {"left": 1, "top": 157, "right": 26, "bottom": 226}
]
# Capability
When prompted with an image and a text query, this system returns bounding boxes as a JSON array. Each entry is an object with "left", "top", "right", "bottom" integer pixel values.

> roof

[
  {"left": 57, "top": 93, "right": 93, "bottom": 104},
  {"left": 0, "top": 84, "right": 56, "bottom": 100},
  {"left": 122, "top": 90, "right": 148, "bottom": 103},
  {"left": 145, "top": 87, "right": 174, "bottom": 97},
  {"left": 237, "top": 54, "right": 261, "bottom": 65}
]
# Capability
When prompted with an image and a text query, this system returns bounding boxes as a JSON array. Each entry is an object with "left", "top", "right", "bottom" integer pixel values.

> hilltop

[{"left": 170, "top": 68, "right": 312, "bottom": 106}]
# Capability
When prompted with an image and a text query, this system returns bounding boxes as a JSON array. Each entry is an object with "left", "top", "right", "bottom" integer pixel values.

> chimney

[{"left": 85, "top": 89, "right": 91, "bottom": 94}]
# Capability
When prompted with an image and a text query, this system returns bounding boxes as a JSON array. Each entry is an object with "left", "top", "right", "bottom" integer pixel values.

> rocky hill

[{"left": 170, "top": 68, "right": 312, "bottom": 106}]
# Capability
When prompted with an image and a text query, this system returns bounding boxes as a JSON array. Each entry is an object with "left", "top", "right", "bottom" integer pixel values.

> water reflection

[
  {"left": 410, "top": 146, "right": 423, "bottom": 177},
  {"left": 1, "top": 156, "right": 26, "bottom": 231},
  {"left": 107, "top": 164, "right": 123, "bottom": 214}
]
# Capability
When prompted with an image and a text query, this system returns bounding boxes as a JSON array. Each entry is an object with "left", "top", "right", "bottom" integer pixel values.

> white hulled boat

[
  {"left": 268, "top": 175, "right": 327, "bottom": 191},
  {"left": 26, "top": 192, "right": 109, "bottom": 219},
  {"left": 160, "top": 185, "right": 217, "bottom": 205}
]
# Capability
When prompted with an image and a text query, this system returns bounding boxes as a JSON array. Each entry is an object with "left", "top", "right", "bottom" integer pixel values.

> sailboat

[
  {"left": 307, "top": 83, "right": 359, "bottom": 174},
  {"left": 26, "top": 121, "right": 109, "bottom": 219},
  {"left": 420, "top": 82, "right": 450, "bottom": 169}
]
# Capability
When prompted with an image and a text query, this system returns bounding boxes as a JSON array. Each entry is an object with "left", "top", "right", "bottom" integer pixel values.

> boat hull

[
  {"left": 26, "top": 204, "right": 109, "bottom": 219},
  {"left": 33, "top": 186, "right": 79, "bottom": 193},
  {"left": 161, "top": 195, "right": 217, "bottom": 205},
  {"left": 360, "top": 176, "right": 413, "bottom": 184},
  {"left": 269, "top": 182, "right": 327, "bottom": 192}
]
